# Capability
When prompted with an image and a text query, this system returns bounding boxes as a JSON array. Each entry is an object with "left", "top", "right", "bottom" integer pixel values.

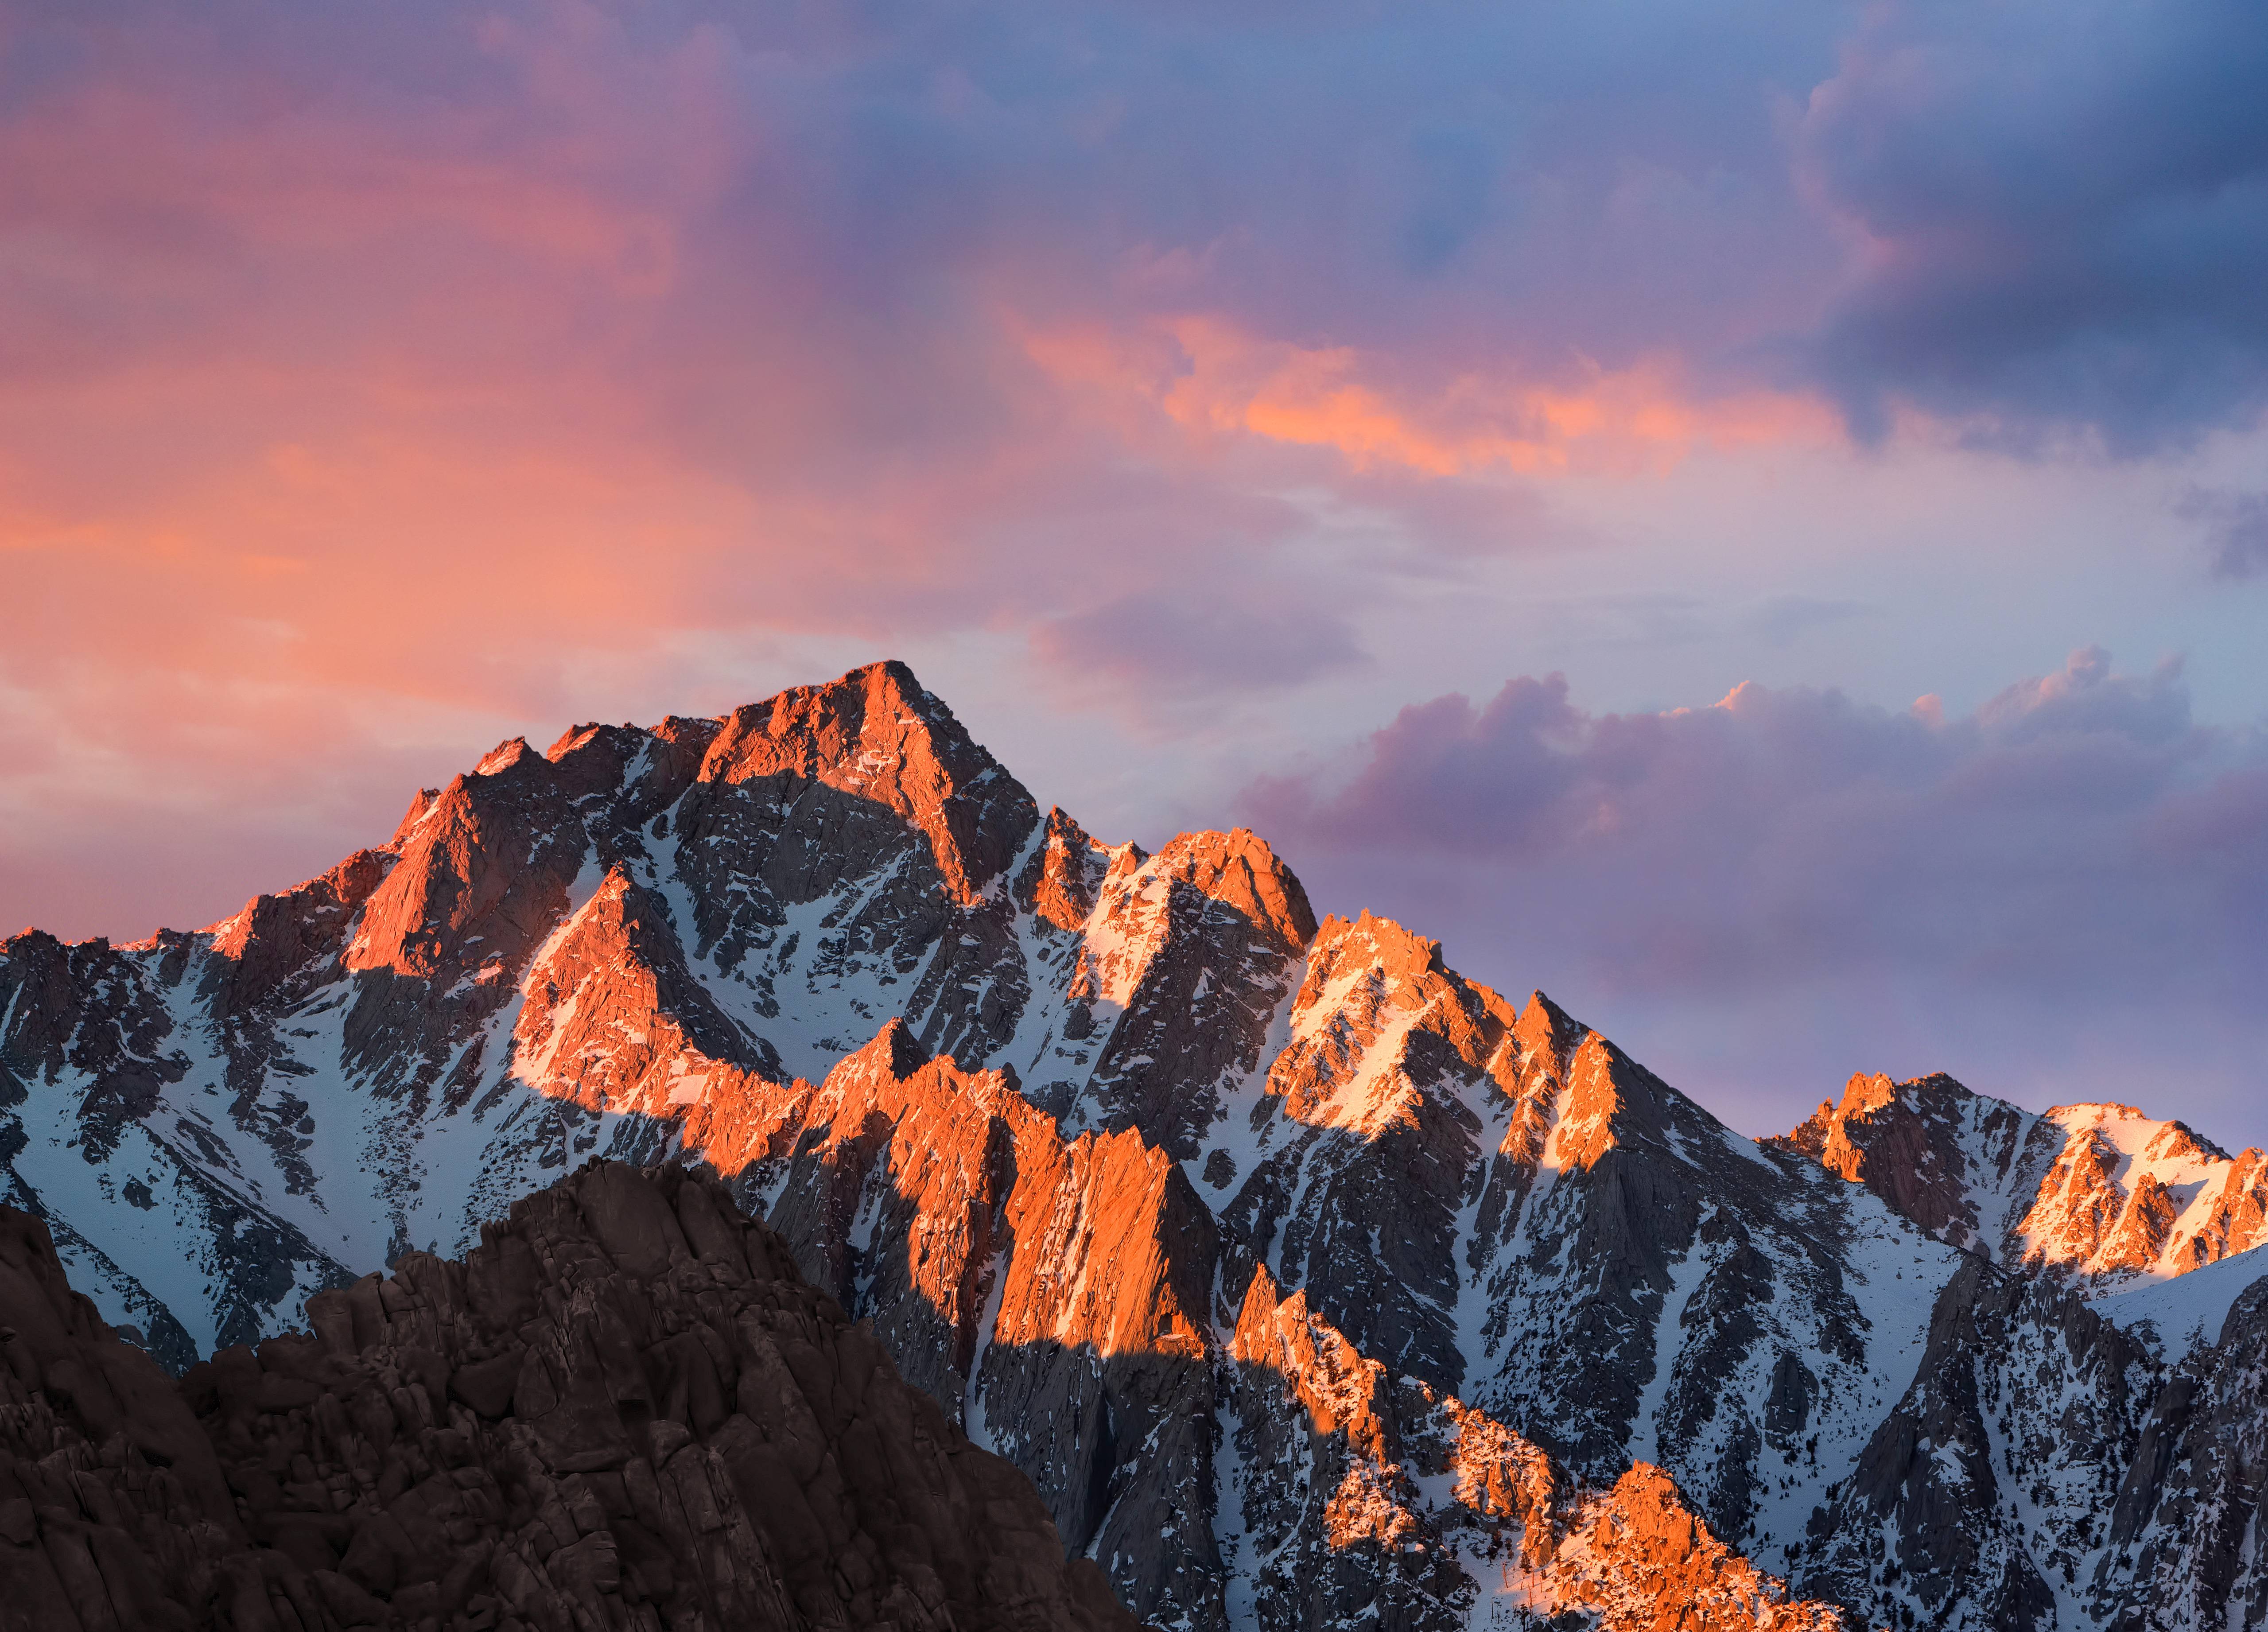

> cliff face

[
  {"left": 0, "top": 1161, "right": 1141, "bottom": 1632},
  {"left": 2108, "top": 1279, "right": 2268, "bottom": 1631},
  {"left": 1795, "top": 1251, "right": 2268, "bottom": 1632},
  {"left": 4, "top": 658, "right": 2265, "bottom": 1632},
  {"left": 729, "top": 1022, "right": 1223, "bottom": 1628}
]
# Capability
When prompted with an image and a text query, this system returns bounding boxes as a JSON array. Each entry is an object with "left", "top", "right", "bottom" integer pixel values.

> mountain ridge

[
  {"left": 4, "top": 658, "right": 2262, "bottom": 1631},
  {"left": 1775, "top": 1069, "right": 2268, "bottom": 1288}
]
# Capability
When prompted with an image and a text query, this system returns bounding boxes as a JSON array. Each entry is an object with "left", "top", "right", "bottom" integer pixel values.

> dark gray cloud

[
  {"left": 1798, "top": 0, "right": 2268, "bottom": 449},
  {"left": 2181, "top": 487, "right": 2268, "bottom": 579}
]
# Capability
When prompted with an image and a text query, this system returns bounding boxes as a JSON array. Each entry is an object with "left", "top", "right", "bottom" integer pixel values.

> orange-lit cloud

[{"left": 1023, "top": 315, "right": 1835, "bottom": 479}]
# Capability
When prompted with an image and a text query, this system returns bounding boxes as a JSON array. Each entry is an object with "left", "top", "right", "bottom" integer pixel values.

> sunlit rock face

[{"left": 4, "top": 658, "right": 2264, "bottom": 1631}]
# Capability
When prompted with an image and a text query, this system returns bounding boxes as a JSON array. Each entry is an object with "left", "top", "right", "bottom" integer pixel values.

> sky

[{"left": 2, "top": 0, "right": 2263, "bottom": 1143}]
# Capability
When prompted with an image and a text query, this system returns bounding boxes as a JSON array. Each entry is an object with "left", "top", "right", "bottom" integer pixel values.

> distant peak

[
  {"left": 1515, "top": 989, "right": 1584, "bottom": 1065},
  {"left": 1150, "top": 828, "right": 1317, "bottom": 952},
  {"left": 696, "top": 660, "right": 1037, "bottom": 902},
  {"left": 1017, "top": 806, "right": 1114, "bottom": 929},
  {"left": 844, "top": 1016, "right": 933, "bottom": 1083},
  {"left": 719, "top": 659, "right": 940, "bottom": 733},
  {"left": 389, "top": 787, "right": 443, "bottom": 846},
  {"left": 2047, "top": 1102, "right": 2233, "bottom": 1165},
  {"left": 1314, "top": 909, "right": 1444, "bottom": 975},
  {"left": 1821, "top": 1069, "right": 1988, "bottom": 1128},
  {"left": 2050, "top": 1100, "right": 2152, "bottom": 1125},
  {"left": 543, "top": 722, "right": 613, "bottom": 760},
  {"left": 1836, "top": 1071, "right": 1900, "bottom": 1118},
  {"left": 474, "top": 737, "right": 534, "bottom": 777}
]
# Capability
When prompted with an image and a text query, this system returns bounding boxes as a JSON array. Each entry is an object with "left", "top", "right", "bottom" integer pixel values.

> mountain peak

[
  {"left": 473, "top": 735, "right": 535, "bottom": 776},
  {"left": 1515, "top": 988, "right": 1584, "bottom": 1068},
  {"left": 1155, "top": 828, "right": 1317, "bottom": 953},
  {"left": 696, "top": 660, "right": 1037, "bottom": 903},
  {"left": 1311, "top": 909, "right": 1443, "bottom": 978},
  {"left": 10, "top": 657, "right": 2264, "bottom": 1632},
  {"left": 2047, "top": 1101, "right": 2233, "bottom": 1165},
  {"left": 847, "top": 1013, "right": 934, "bottom": 1083},
  {"left": 1765, "top": 1067, "right": 2034, "bottom": 1250}
]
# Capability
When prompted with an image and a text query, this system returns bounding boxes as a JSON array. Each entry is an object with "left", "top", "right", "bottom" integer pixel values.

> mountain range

[{"left": 3, "top": 660, "right": 2263, "bottom": 1631}]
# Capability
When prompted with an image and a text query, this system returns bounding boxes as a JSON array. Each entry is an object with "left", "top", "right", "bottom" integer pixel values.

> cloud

[
  {"left": 1244, "top": 649, "right": 2268, "bottom": 1134},
  {"left": 1031, "top": 594, "right": 1366, "bottom": 696},
  {"left": 4, "top": 0, "right": 2264, "bottom": 956},
  {"left": 2180, "top": 487, "right": 2268, "bottom": 579},
  {"left": 1797, "top": 0, "right": 2268, "bottom": 449},
  {"left": 1742, "top": 595, "right": 1878, "bottom": 649}
]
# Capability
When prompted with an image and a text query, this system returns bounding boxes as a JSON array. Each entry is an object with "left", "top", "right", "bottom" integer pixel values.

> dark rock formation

[{"left": 0, "top": 1162, "right": 1143, "bottom": 1632}]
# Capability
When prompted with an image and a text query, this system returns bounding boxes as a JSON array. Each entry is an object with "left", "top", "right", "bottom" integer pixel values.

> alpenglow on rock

[{"left": 4, "top": 659, "right": 2264, "bottom": 1631}]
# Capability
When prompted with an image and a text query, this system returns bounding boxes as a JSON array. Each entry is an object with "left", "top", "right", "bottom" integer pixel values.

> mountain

[
  {"left": 1776, "top": 1072, "right": 2268, "bottom": 1287},
  {"left": 0, "top": 1159, "right": 1139, "bottom": 1632},
  {"left": 3, "top": 659, "right": 2263, "bottom": 1630}
]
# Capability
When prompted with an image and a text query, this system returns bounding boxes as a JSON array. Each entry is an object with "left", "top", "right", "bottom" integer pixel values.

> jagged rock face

[
  {"left": 0, "top": 1163, "right": 1143, "bottom": 1632},
  {"left": 1775, "top": 1071, "right": 2051, "bottom": 1253},
  {"left": 1779, "top": 1075, "right": 2268, "bottom": 1289},
  {"left": 717, "top": 1022, "right": 1225, "bottom": 1630},
  {"left": 1199, "top": 909, "right": 1957, "bottom": 1581},
  {"left": 2014, "top": 1104, "right": 2268, "bottom": 1285},
  {"left": 1215, "top": 1266, "right": 1851, "bottom": 1632},
  {"left": 1800, "top": 1259, "right": 2150, "bottom": 1630},
  {"left": 1221, "top": 1264, "right": 1468, "bottom": 1630},
  {"left": 2108, "top": 1281, "right": 2268, "bottom": 1630},
  {"left": 1800, "top": 1252, "right": 2268, "bottom": 1632},
  {"left": 7, "top": 657, "right": 2268, "bottom": 1632}
]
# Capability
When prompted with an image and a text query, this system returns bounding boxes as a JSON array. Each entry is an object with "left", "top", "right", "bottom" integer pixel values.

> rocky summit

[{"left": 3, "top": 659, "right": 2264, "bottom": 1631}]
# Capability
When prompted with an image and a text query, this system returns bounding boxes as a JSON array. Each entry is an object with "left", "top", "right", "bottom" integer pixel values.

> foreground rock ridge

[
  {"left": 4, "top": 657, "right": 2264, "bottom": 1630},
  {"left": 0, "top": 1160, "right": 1141, "bottom": 1631}
]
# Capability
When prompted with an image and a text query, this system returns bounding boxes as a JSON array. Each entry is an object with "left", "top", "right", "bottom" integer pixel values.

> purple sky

[{"left": 1, "top": 0, "right": 2262, "bottom": 1143}]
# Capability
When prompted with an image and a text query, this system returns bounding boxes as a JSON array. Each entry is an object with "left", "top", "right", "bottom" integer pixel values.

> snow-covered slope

[{"left": 2091, "top": 1240, "right": 2268, "bottom": 1360}]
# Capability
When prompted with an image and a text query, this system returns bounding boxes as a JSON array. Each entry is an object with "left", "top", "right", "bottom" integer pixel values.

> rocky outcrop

[
  {"left": 1799, "top": 1259, "right": 2140, "bottom": 1629},
  {"left": 0, "top": 1162, "right": 1144, "bottom": 1631},
  {"left": 1797, "top": 1248, "right": 2268, "bottom": 1631},
  {"left": 2012, "top": 1104, "right": 2268, "bottom": 1285},
  {"left": 1775, "top": 1071, "right": 2052, "bottom": 1254},
  {"left": 1181, "top": 907, "right": 1954, "bottom": 1589},
  {"left": 2097, "top": 1278, "right": 2268, "bottom": 1630},
  {"left": 1216, "top": 1266, "right": 1851, "bottom": 1632},
  {"left": 1779, "top": 1077, "right": 2268, "bottom": 1289}
]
